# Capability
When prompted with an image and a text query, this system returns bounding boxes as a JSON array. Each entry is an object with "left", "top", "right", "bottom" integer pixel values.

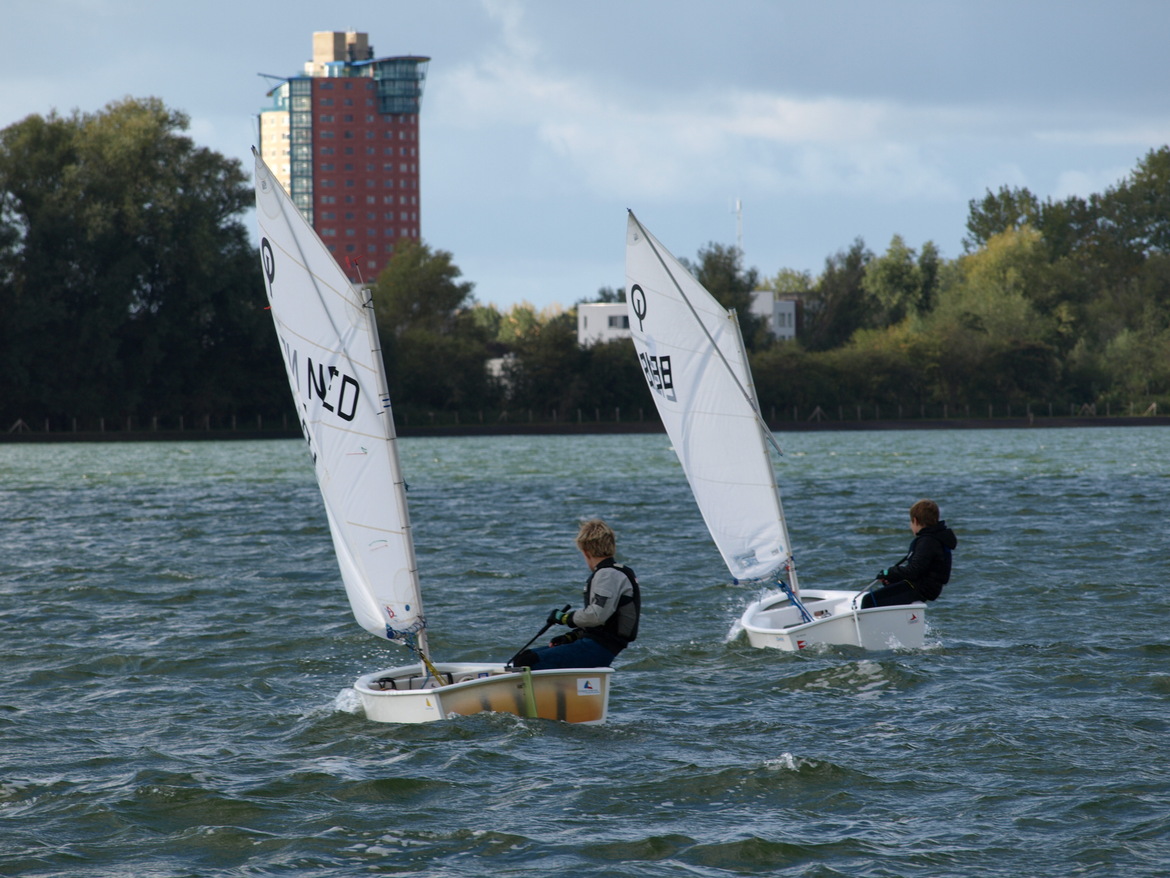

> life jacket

[{"left": 582, "top": 558, "right": 640, "bottom": 652}]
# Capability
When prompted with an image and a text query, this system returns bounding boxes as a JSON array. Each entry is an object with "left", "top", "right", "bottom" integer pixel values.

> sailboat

[
  {"left": 253, "top": 150, "right": 612, "bottom": 722},
  {"left": 624, "top": 211, "right": 925, "bottom": 651}
]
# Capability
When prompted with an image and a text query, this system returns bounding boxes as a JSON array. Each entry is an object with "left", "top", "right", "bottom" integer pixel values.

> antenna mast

[{"left": 735, "top": 198, "right": 743, "bottom": 253}]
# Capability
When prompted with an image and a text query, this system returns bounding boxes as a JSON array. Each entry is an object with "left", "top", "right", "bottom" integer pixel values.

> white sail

[
  {"left": 254, "top": 151, "right": 425, "bottom": 650},
  {"left": 625, "top": 212, "right": 795, "bottom": 585}
]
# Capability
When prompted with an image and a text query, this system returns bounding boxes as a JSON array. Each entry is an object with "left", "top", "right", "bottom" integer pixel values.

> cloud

[
  {"left": 433, "top": 28, "right": 965, "bottom": 206},
  {"left": 1053, "top": 166, "right": 1132, "bottom": 200}
]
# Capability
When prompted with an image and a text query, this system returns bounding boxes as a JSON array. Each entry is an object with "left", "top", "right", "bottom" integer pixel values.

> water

[{"left": 2, "top": 427, "right": 1168, "bottom": 877}]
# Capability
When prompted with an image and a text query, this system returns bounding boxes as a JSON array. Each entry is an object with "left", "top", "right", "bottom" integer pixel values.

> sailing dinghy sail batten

[
  {"left": 624, "top": 212, "right": 794, "bottom": 584},
  {"left": 254, "top": 152, "right": 425, "bottom": 647}
]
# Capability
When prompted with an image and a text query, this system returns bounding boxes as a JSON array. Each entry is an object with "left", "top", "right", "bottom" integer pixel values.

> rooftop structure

[{"left": 259, "top": 31, "right": 429, "bottom": 282}]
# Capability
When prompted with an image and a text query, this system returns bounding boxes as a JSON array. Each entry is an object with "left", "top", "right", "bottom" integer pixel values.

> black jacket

[{"left": 885, "top": 522, "right": 957, "bottom": 601}]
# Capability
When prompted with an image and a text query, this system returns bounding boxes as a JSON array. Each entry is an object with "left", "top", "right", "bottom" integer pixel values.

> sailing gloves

[
  {"left": 547, "top": 606, "right": 574, "bottom": 626},
  {"left": 876, "top": 569, "right": 890, "bottom": 584}
]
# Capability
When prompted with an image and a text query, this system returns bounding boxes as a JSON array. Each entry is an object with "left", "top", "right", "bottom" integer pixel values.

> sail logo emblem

[
  {"left": 577, "top": 678, "right": 602, "bottom": 696},
  {"left": 260, "top": 238, "right": 276, "bottom": 295},
  {"left": 630, "top": 284, "right": 647, "bottom": 331}
]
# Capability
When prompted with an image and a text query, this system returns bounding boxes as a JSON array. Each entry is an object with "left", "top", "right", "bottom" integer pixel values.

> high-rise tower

[{"left": 259, "top": 31, "right": 429, "bottom": 283}]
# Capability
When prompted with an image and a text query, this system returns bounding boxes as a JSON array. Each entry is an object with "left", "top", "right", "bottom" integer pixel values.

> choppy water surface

[{"left": 2, "top": 427, "right": 1168, "bottom": 877}]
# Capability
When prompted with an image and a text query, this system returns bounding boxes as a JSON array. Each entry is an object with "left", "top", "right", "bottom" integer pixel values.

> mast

[
  {"left": 357, "top": 284, "right": 428, "bottom": 661},
  {"left": 727, "top": 306, "right": 799, "bottom": 595}
]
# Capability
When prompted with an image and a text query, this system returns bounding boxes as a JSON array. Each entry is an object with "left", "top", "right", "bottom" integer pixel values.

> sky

[{"left": 5, "top": 0, "right": 1170, "bottom": 312}]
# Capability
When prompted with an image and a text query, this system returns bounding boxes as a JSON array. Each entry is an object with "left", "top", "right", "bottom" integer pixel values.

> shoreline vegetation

[
  {"left": 4, "top": 102, "right": 1170, "bottom": 436},
  {"left": 3, "top": 414, "right": 1167, "bottom": 443}
]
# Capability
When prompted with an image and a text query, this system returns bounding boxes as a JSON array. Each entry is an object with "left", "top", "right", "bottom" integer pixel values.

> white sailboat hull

[
  {"left": 353, "top": 663, "right": 613, "bottom": 724},
  {"left": 740, "top": 589, "right": 927, "bottom": 651}
]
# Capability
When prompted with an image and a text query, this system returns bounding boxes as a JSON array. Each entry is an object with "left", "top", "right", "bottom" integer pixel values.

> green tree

[
  {"left": 370, "top": 241, "right": 498, "bottom": 413},
  {"left": 761, "top": 267, "right": 813, "bottom": 296},
  {"left": 863, "top": 234, "right": 923, "bottom": 325},
  {"left": 800, "top": 238, "right": 875, "bottom": 351},
  {"left": 372, "top": 240, "right": 475, "bottom": 337},
  {"left": 503, "top": 309, "right": 585, "bottom": 414},
  {"left": 963, "top": 185, "right": 1040, "bottom": 251},
  {"left": 580, "top": 338, "right": 652, "bottom": 418},
  {"left": 0, "top": 97, "right": 280, "bottom": 425},
  {"left": 683, "top": 242, "right": 765, "bottom": 348},
  {"left": 863, "top": 236, "right": 947, "bottom": 326},
  {"left": 923, "top": 227, "right": 1061, "bottom": 403},
  {"left": 918, "top": 240, "right": 942, "bottom": 314}
]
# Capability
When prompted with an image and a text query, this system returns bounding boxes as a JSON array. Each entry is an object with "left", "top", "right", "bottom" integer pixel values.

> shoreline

[{"left": 1, "top": 415, "right": 1167, "bottom": 443}]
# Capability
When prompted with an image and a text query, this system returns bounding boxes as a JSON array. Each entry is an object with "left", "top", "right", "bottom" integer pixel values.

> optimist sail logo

[{"left": 577, "top": 678, "right": 602, "bottom": 696}]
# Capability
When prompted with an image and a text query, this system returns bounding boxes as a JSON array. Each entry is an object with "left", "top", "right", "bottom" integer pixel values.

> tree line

[{"left": 2, "top": 97, "right": 1168, "bottom": 434}]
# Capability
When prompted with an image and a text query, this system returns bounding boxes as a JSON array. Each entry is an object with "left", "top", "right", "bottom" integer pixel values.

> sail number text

[
  {"left": 639, "top": 352, "right": 676, "bottom": 402},
  {"left": 281, "top": 339, "right": 360, "bottom": 422}
]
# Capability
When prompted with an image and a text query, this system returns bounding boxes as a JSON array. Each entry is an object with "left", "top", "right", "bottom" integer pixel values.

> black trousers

[{"left": 860, "top": 580, "right": 923, "bottom": 609}]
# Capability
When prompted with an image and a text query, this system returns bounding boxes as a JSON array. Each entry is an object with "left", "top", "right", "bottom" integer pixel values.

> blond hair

[{"left": 576, "top": 518, "right": 615, "bottom": 558}]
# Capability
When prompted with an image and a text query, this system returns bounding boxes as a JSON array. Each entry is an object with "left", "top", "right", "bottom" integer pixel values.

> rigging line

[
  {"left": 628, "top": 209, "right": 784, "bottom": 460},
  {"left": 406, "top": 632, "right": 444, "bottom": 684},
  {"left": 778, "top": 578, "right": 813, "bottom": 624}
]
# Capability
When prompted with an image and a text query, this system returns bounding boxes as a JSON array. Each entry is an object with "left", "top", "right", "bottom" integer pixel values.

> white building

[
  {"left": 577, "top": 302, "right": 631, "bottom": 347},
  {"left": 576, "top": 295, "right": 795, "bottom": 347},
  {"left": 751, "top": 290, "right": 797, "bottom": 340}
]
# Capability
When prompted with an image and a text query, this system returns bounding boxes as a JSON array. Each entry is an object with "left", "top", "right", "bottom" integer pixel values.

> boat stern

[
  {"left": 353, "top": 663, "right": 613, "bottom": 724},
  {"left": 740, "top": 589, "right": 927, "bottom": 651}
]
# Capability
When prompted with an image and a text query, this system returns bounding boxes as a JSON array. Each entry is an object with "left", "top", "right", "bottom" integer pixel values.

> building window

[{"left": 608, "top": 315, "right": 630, "bottom": 329}]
